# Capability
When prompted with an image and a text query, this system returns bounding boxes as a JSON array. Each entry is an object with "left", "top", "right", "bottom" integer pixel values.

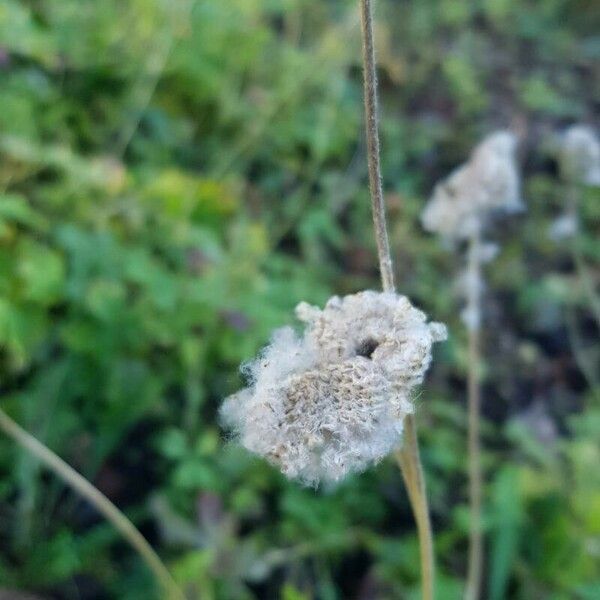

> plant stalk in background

[
  {"left": 567, "top": 186, "right": 600, "bottom": 328},
  {"left": 465, "top": 232, "right": 483, "bottom": 600},
  {"left": 420, "top": 130, "right": 522, "bottom": 599},
  {"left": 0, "top": 408, "right": 185, "bottom": 600},
  {"left": 562, "top": 186, "right": 600, "bottom": 398},
  {"left": 554, "top": 125, "right": 600, "bottom": 400},
  {"left": 359, "top": 1, "right": 435, "bottom": 598}
]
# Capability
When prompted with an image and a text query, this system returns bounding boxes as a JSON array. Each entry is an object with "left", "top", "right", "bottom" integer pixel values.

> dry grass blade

[{"left": 0, "top": 408, "right": 185, "bottom": 600}]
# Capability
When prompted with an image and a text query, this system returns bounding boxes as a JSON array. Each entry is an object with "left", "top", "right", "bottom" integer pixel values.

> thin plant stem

[
  {"left": 572, "top": 242, "right": 600, "bottom": 327},
  {"left": 115, "top": 0, "right": 196, "bottom": 157},
  {"left": 565, "top": 302, "right": 600, "bottom": 398},
  {"left": 0, "top": 407, "right": 185, "bottom": 600},
  {"left": 560, "top": 185, "right": 600, "bottom": 402},
  {"left": 395, "top": 420, "right": 435, "bottom": 600},
  {"left": 359, "top": 0, "right": 395, "bottom": 293},
  {"left": 566, "top": 186, "right": 600, "bottom": 327},
  {"left": 359, "top": 1, "right": 434, "bottom": 598},
  {"left": 465, "top": 233, "right": 483, "bottom": 600}
]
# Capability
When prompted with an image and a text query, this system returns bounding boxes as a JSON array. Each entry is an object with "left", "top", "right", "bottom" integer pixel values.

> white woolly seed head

[
  {"left": 548, "top": 212, "right": 579, "bottom": 241},
  {"left": 221, "top": 291, "right": 446, "bottom": 486},
  {"left": 421, "top": 130, "right": 522, "bottom": 240},
  {"left": 559, "top": 125, "right": 600, "bottom": 186}
]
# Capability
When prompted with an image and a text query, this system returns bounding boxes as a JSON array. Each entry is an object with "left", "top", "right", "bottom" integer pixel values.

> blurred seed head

[
  {"left": 548, "top": 212, "right": 579, "bottom": 241},
  {"left": 221, "top": 291, "right": 446, "bottom": 486},
  {"left": 421, "top": 131, "right": 522, "bottom": 240},
  {"left": 559, "top": 125, "right": 600, "bottom": 186}
]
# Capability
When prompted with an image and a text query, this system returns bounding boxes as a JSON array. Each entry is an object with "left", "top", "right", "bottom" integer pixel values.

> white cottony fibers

[
  {"left": 548, "top": 212, "right": 578, "bottom": 241},
  {"left": 221, "top": 291, "right": 446, "bottom": 486},
  {"left": 559, "top": 125, "right": 600, "bottom": 186},
  {"left": 421, "top": 131, "right": 522, "bottom": 240}
]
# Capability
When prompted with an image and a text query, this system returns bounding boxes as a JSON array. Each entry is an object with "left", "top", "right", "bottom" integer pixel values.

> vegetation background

[{"left": 0, "top": 0, "right": 598, "bottom": 598}]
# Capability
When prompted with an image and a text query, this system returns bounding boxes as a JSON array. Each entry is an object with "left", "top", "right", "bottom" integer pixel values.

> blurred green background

[{"left": 0, "top": 0, "right": 599, "bottom": 598}]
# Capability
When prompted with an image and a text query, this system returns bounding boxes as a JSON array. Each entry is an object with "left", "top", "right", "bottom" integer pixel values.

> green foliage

[
  {"left": 488, "top": 466, "right": 523, "bottom": 600},
  {"left": 0, "top": 0, "right": 598, "bottom": 598}
]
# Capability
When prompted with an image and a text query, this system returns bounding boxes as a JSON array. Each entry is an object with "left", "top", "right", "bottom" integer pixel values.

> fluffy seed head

[
  {"left": 559, "top": 125, "right": 600, "bottom": 186},
  {"left": 221, "top": 291, "right": 446, "bottom": 486},
  {"left": 548, "top": 212, "right": 579, "bottom": 241},
  {"left": 421, "top": 131, "right": 522, "bottom": 240}
]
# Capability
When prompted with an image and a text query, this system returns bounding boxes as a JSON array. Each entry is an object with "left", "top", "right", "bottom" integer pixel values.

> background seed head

[
  {"left": 559, "top": 125, "right": 600, "bottom": 186},
  {"left": 421, "top": 130, "right": 522, "bottom": 240}
]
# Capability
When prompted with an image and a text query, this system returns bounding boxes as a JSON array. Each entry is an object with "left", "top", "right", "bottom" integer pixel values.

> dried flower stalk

[
  {"left": 465, "top": 232, "right": 483, "bottom": 600},
  {"left": 359, "top": 1, "right": 435, "bottom": 598},
  {"left": 422, "top": 129, "right": 522, "bottom": 600},
  {"left": 559, "top": 125, "right": 600, "bottom": 327},
  {"left": 0, "top": 407, "right": 184, "bottom": 600}
]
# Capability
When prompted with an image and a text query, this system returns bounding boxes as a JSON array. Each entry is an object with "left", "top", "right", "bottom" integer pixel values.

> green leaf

[
  {"left": 489, "top": 466, "right": 524, "bottom": 600},
  {"left": 282, "top": 583, "right": 311, "bottom": 600},
  {"left": 17, "top": 239, "right": 65, "bottom": 304},
  {"left": 0, "top": 194, "right": 47, "bottom": 232}
]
